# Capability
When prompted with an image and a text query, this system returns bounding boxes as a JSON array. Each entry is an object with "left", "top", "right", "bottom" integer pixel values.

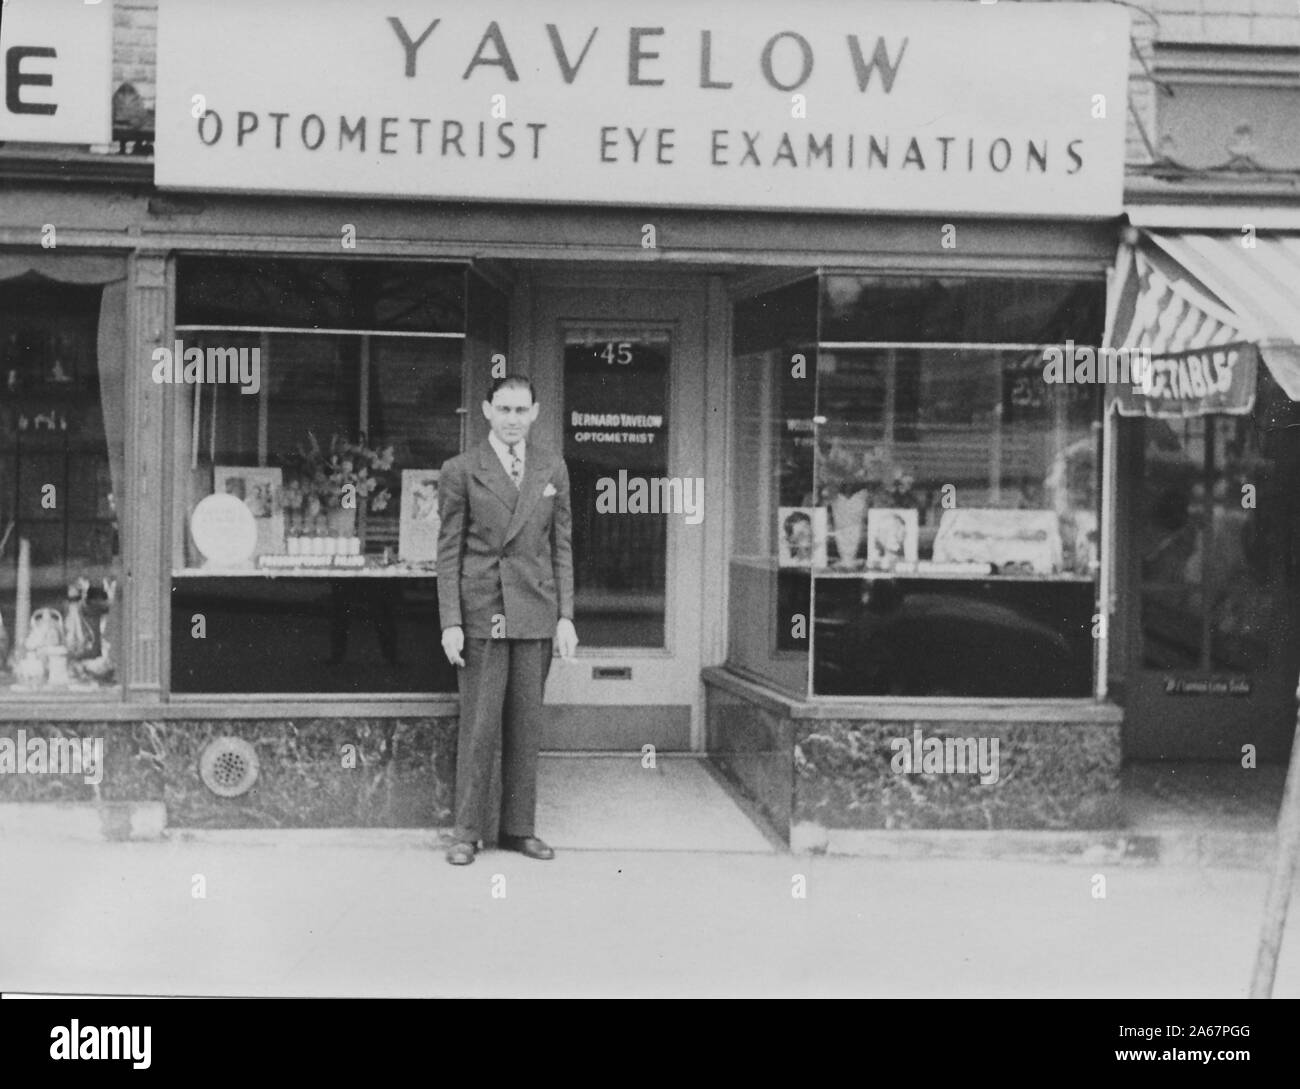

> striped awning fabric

[
  {"left": 1148, "top": 231, "right": 1300, "bottom": 351},
  {"left": 1105, "top": 229, "right": 1300, "bottom": 405}
]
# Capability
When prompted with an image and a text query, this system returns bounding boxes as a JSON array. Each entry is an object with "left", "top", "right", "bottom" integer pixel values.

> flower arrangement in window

[
  {"left": 817, "top": 439, "right": 917, "bottom": 505},
  {"left": 815, "top": 438, "right": 918, "bottom": 567},
  {"left": 279, "top": 432, "right": 395, "bottom": 536}
]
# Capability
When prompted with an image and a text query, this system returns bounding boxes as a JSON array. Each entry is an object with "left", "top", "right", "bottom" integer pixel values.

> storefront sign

[
  {"left": 0, "top": 0, "right": 113, "bottom": 144},
  {"left": 1112, "top": 343, "right": 1258, "bottom": 419},
  {"left": 1162, "top": 676, "right": 1252, "bottom": 697},
  {"left": 155, "top": 0, "right": 1129, "bottom": 216}
]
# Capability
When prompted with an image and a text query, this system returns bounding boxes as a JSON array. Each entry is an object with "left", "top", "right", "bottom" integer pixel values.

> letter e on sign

[{"left": 0, "top": 0, "right": 112, "bottom": 144}]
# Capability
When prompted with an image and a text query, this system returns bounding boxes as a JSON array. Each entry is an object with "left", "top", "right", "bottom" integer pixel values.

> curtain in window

[{"left": 0, "top": 254, "right": 128, "bottom": 530}]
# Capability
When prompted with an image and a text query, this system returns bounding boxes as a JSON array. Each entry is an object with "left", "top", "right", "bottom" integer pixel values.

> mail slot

[{"left": 592, "top": 666, "right": 633, "bottom": 681}]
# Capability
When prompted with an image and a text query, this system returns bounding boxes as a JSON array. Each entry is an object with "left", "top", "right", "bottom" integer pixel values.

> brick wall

[
  {"left": 1128, "top": 7, "right": 1160, "bottom": 166},
  {"left": 112, "top": 0, "right": 158, "bottom": 113},
  {"left": 1150, "top": 0, "right": 1300, "bottom": 47}
]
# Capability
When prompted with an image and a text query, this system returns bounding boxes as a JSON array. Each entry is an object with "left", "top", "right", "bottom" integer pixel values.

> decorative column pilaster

[{"left": 122, "top": 252, "right": 169, "bottom": 699}]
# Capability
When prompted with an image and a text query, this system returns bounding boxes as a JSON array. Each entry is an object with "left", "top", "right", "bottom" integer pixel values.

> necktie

[{"left": 508, "top": 443, "right": 523, "bottom": 489}]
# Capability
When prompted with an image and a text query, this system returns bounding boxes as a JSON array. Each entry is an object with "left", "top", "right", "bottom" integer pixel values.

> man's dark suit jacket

[{"left": 436, "top": 437, "right": 575, "bottom": 640}]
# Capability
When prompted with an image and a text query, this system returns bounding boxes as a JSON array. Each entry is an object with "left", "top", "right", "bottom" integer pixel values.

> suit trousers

[{"left": 452, "top": 636, "right": 553, "bottom": 845}]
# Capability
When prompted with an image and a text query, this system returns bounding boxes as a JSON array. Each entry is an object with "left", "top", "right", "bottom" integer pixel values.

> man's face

[
  {"left": 881, "top": 517, "right": 905, "bottom": 554},
  {"left": 787, "top": 519, "right": 812, "bottom": 559},
  {"left": 483, "top": 385, "right": 540, "bottom": 446}
]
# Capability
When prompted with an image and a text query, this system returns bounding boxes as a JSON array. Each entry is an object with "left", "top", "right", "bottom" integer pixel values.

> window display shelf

[
  {"left": 173, "top": 562, "right": 439, "bottom": 579},
  {"left": 0, "top": 679, "right": 114, "bottom": 697},
  {"left": 730, "top": 555, "right": 1095, "bottom": 582},
  {"left": 812, "top": 567, "right": 1096, "bottom": 583}
]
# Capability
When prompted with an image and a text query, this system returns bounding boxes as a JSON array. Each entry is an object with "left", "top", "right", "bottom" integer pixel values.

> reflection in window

[
  {"left": 169, "top": 258, "right": 506, "bottom": 695},
  {"left": 1138, "top": 414, "right": 1277, "bottom": 673},
  {"left": 727, "top": 276, "right": 818, "bottom": 695},
  {"left": 820, "top": 276, "right": 1105, "bottom": 346},
  {"left": 562, "top": 329, "right": 670, "bottom": 648},
  {"left": 178, "top": 331, "right": 463, "bottom": 567},
  {"left": 812, "top": 349, "right": 1100, "bottom": 698},
  {"left": 811, "top": 349, "right": 1100, "bottom": 572},
  {"left": 728, "top": 273, "right": 1106, "bottom": 700},
  {"left": 170, "top": 326, "right": 468, "bottom": 694},
  {"left": 176, "top": 258, "right": 466, "bottom": 333}
]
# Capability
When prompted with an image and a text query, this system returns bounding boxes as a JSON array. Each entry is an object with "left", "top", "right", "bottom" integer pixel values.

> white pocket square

[{"left": 542, "top": 482, "right": 557, "bottom": 497}]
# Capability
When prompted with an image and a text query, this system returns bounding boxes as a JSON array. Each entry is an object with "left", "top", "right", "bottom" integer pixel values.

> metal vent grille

[{"left": 199, "top": 738, "right": 259, "bottom": 798}]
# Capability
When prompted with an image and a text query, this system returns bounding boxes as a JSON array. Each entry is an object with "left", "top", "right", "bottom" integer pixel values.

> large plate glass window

[
  {"left": 169, "top": 257, "right": 506, "bottom": 696},
  {"left": 728, "top": 274, "right": 1106, "bottom": 699},
  {"left": 1, "top": 277, "right": 123, "bottom": 697}
]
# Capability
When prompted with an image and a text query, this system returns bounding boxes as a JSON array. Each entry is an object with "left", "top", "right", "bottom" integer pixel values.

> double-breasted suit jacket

[{"left": 436, "top": 438, "right": 575, "bottom": 639}]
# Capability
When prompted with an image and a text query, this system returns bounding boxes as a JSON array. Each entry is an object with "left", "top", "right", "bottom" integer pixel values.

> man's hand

[
  {"left": 555, "top": 618, "right": 579, "bottom": 660},
  {"left": 442, "top": 625, "right": 465, "bottom": 667}
]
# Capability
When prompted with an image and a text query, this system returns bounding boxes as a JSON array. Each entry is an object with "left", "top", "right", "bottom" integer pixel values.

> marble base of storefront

[
  {"left": 703, "top": 668, "right": 1124, "bottom": 845},
  {"left": 2, "top": 679, "right": 1126, "bottom": 838},
  {"left": 0, "top": 715, "right": 458, "bottom": 829}
]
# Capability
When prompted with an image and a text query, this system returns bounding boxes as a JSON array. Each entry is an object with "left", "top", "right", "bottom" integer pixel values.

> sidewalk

[
  {"left": 2, "top": 757, "right": 1297, "bottom": 997},
  {"left": 2, "top": 834, "right": 1298, "bottom": 998}
]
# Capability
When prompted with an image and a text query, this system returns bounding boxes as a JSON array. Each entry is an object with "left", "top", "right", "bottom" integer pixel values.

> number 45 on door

[{"left": 601, "top": 342, "right": 633, "bottom": 366}]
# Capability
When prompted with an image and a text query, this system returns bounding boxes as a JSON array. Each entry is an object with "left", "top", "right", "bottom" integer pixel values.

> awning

[{"left": 1104, "top": 228, "right": 1300, "bottom": 417}]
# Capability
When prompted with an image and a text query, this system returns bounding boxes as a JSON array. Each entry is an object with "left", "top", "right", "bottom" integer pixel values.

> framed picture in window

[
  {"left": 398, "top": 469, "right": 441, "bottom": 563},
  {"left": 214, "top": 466, "right": 284, "bottom": 557},
  {"left": 866, "top": 508, "right": 919, "bottom": 569},
  {"left": 932, "top": 508, "right": 1062, "bottom": 574},
  {"left": 778, "top": 506, "right": 827, "bottom": 567}
]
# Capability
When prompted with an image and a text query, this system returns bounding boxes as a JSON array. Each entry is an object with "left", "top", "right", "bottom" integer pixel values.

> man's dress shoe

[
  {"left": 446, "top": 841, "right": 477, "bottom": 865},
  {"left": 498, "top": 834, "right": 555, "bottom": 860}
]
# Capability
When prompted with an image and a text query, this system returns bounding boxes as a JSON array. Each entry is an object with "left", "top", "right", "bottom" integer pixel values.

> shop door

[
  {"left": 530, "top": 281, "right": 709, "bottom": 751},
  {"left": 1122, "top": 412, "right": 1299, "bottom": 761}
]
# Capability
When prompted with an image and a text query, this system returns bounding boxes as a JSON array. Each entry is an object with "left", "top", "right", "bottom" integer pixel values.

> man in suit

[{"left": 437, "top": 375, "right": 579, "bottom": 865}]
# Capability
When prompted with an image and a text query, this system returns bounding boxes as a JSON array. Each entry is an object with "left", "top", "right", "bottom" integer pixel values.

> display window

[
  {"left": 169, "top": 257, "right": 506, "bottom": 696},
  {"left": 729, "top": 272, "right": 1107, "bottom": 699},
  {"left": 0, "top": 276, "right": 124, "bottom": 697}
]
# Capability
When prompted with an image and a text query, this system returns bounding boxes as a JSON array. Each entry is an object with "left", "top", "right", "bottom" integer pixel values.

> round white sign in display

[{"left": 190, "top": 493, "right": 258, "bottom": 568}]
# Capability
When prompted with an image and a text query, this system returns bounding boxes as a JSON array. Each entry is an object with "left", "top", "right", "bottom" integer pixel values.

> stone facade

[
  {"left": 791, "top": 719, "right": 1121, "bottom": 832},
  {"left": 705, "top": 673, "right": 1123, "bottom": 845},
  {"left": 0, "top": 719, "right": 458, "bottom": 828}
]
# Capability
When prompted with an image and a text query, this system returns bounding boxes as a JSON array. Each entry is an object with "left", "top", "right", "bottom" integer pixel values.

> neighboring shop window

[
  {"left": 1, "top": 278, "right": 123, "bottom": 695},
  {"left": 1135, "top": 413, "right": 1278, "bottom": 674},
  {"left": 729, "top": 273, "right": 1106, "bottom": 699},
  {"left": 169, "top": 257, "right": 505, "bottom": 695}
]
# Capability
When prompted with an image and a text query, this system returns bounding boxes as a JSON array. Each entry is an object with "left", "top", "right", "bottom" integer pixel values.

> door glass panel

[
  {"left": 1137, "top": 414, "right": 1277, "bottom": 672},
  {"left": 562, "top": 328, "right": 670, "bottom": 648}
]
